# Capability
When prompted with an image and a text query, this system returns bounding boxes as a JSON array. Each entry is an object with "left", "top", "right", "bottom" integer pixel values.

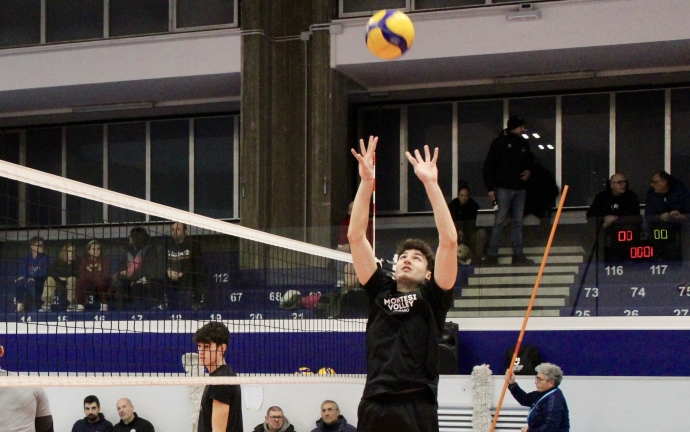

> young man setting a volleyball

[{"left": 348, "top": 136, "right": 458, "bottom": 432}]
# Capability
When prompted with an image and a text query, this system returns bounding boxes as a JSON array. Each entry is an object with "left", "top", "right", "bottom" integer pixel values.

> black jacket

[
  {"left": 587, "top": 186, "right": 641, "bottom": 221},
  {"left": 483, "top": 129, "right": 536, "bottom": 192},
  {"left": 253, "top": 421, "right": 296, "bottom": 432},
  {"left": 448, "top": 197, "right": 480, "bottom": 235},
  {"left": 311, "top": 415, "right": 356, "bottom": 432},
  {"left": 71, "top": 414, "right": 114, "bottom": 432},
  {"left": 113, "top": 413, "right": 155, "bottom": 432}
]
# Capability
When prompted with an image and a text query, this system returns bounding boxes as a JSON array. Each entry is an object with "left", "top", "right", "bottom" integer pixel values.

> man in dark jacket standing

[
  {"left": 113, "top": 398, "right": 154, "bottom": 432},
  {"left": 71, "top": 395, "right": 114, "bottom": 432},
  {"left": 311, "top": 400, "right": 355, "bottom": 432},
  {"left": 482, "top": 115, "right": 536, "bottom": 266}
]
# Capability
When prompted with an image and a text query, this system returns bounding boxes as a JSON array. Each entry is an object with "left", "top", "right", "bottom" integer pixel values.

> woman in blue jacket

[
  {"left": 15, "top": 236, "right": 49, "bottom": 312},
  {"left": 506, "top": 363, "right": 570, "bottom": 432}
]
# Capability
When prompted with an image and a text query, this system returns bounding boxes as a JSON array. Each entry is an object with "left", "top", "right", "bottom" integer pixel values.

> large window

[
  {"left": 151, "top": 120, "right": 190, "bottom": 211},
  {"left": 509, "top": 97, "right": 556, "bottom": 178},
  {"left": 0, "top": 0, "right": 237, "bottom": 49},
  {"left": 2, "top": 115, "right": 238, "bottom": 226},
  {"left": 26, "top": 129, "right": 63, "bottom": 226},
  {"left": 0, "top": 0, "right": 41, "bottom": 48},
  {"left": 359, "top": 107, "right": 401, "bottom": 212},
  {"left": 407, "top": 103, "right": 453, "bottom": 212},
  {"left": 66, "top": 125, "right": 104, "bottom": 224},
  {"left": 615, "top": 91, "right": 665, "bottom": 200},
  {"left": 457, "top": 100, "right": 503, "bottom": 209},
  {"left": 671, "top": 89, "right": 690, "bottom": 189},
  {"left": 194, "top": 116, "right": 236, "bottom": 218},
  {"left": 562, "top": 94, "right": 610, "bottom": 206},
  {"left": 46, "top": 0, "right": 103, "bottom": 43}
]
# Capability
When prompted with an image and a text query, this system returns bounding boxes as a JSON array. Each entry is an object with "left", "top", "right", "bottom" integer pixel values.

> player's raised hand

[
  {"left": 405, "top": 145, "right": 438, "bottom": 184},
  {"left": 351, "top": 136, "right": 378, "bottom": 182}
]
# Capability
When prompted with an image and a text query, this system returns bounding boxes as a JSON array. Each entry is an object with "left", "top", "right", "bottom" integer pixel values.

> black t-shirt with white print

[{"left": 361, "top": 267, "right": 453, "bottom": 401}]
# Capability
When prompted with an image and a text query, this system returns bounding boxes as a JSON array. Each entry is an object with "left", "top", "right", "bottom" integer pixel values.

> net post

[{"left": 489, "top": 185, "right": 569, "bottom": 432}]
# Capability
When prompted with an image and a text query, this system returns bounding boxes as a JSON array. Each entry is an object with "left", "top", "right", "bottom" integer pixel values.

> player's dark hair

[
  {"left": 396, "top": 238, "right": 435, "bottom": 272},
  {"left": 84, "top": 395, "right": 100, "bottom": 407},
  {"left": 193, "top": 321, "right": 230, "bottom": 346},
  {"left": 29, "top": 236, "right": 44, "bottom": 246}
]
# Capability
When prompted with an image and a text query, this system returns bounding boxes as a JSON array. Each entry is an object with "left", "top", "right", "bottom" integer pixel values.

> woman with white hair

[{"left": 505, "top": 362, "right": 570, "bottom": 432}]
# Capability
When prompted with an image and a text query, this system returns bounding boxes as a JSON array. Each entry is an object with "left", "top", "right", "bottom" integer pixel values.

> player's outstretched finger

[
  {"left": 404, "top": 151, "right": 417, "bottom": 166},
  {"left": 368, "top": 135, "right": 378, "bottom": 153},
  {"left": 413, "top": 148, "right": 424, "bottom": 163},
  {"left": 432, "top": 147, "right": 439, "bottom": 164},
  {"left": 359, "top": 139, "right": 367, "bottom": 155},
  {"left": 424, "top": 145, "right": 431, "bottom": 161}
]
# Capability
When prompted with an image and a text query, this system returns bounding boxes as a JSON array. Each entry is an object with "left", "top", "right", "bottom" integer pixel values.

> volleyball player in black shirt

[{"left": 348, "top": 136, "right": 458, "bottom": 432}]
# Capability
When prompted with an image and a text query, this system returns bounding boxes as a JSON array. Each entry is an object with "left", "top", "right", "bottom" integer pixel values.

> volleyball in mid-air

[{"left": 365, "top": 10, "right": 415, "bottom": 60}]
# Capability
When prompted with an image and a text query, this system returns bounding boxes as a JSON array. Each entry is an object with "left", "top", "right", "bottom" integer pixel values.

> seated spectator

[
  {"left": 40, "top": 242, "right": 78, "bottom": 312},
  {"left": 645, "top": 170, "right": 690, "bottom": 223},
  {"left": 311, "top": 400, "right": 355, "bottom": 432},
  {"left": 76, "top": 240, "right": 112, "bottom": 312},
  {"left": 165, "top": 222, "right": 206, "bottom": 311},
  {"left": 15, "top": 236, "right": 48, "bottom": 312},
  {"left": 114, "top": 398, "right": 155, "bottom": 432},
  {"left": 113, "top": 228, "right": 162, "bottom": 311},
  {"left": 253, "top": 406, "right": 295, "bottom": 432},
  {"left": 587, "top": 173, "right": 642, "bottom": 229},
  {"left": 448, "top": 184, "right": 488, "bottom": 263},
  {"left": 71, "top": 395, "right": 113, "bottom": 432}
]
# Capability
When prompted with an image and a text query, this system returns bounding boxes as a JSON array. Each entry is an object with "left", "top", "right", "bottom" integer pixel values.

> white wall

[
  {"left": 44, "top": 375, "right": 690, "bottom": 431},
  {"left": 0, "top": 30, "right": 242, "bottom": 92},
  {"left": 333, "top": 0, "right": 690, "bottom": 64}
]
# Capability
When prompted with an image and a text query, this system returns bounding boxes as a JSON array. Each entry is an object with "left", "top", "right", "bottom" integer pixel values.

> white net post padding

[
  {"left": 182, "top": 352, "right": 206, "bottom": 427},
  {"left": 471, "top": 364, "right": 492, "bottom": 432}
]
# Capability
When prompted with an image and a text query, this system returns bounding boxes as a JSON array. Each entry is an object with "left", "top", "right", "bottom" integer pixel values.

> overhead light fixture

[
  {"left": 532, "top": 133, "right": 540, "bottom": 139},
  {"left": 546, "top": 144, "right": 554, "bottom": 150},
  {"left": 506, "top": 4, "right": 541, "bottom": 21},
  {"left": 72, "top": 101, "right": 154, "bottom": 113},
  {"left": 494, "top": 71, "right": 596, "bottom": 85},
  {"left": 522, "top": 134, "right": 529, "bottom": 139},
  {"left": 538, "top": 145, "right": 545, "bottom": 150}
]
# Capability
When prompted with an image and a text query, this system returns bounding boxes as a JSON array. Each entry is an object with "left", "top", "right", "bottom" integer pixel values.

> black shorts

[{"left": 357, "top": 391, "right": 438, "bottom": 432}]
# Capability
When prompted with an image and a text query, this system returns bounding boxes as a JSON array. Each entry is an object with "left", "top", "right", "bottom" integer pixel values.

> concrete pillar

[{"left": 240, "top": 0, "right": 351, "bottom": 247}]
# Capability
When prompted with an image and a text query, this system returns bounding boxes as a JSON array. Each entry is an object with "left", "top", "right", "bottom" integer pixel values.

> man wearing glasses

[
  {"left": 253, "top": 406, "right": 295, "bottom": 432},
  {"left": 587, "top": 173, "right": 641, "bottom": 229}
]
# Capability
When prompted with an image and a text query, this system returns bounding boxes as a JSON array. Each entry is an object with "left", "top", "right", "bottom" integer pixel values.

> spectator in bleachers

[
  {"left": 71, "top": 395, "right": 114, "bottom": 432},
  {"left": 482, "top": 115, "right": 536, "bottom": 266},
  {"left": 645, "top": 170, "right": 690, "bottom": 223},
  {"left": 310, "top": 400, "right": 355, "bottom": 432},
  {"left": 40, "top": 242, "right": 78, "bottom": 312},
  {"left": 505, "top": 363, "right": 570, "bottom": 432},
  {"left": 253, "top": 406, "right": 295, "bottom": 432},
  {"left": 0, "top": 343, "right": 54, "bottom": 432},
  {"left": 587, "top": 173, "right": 641, "bottom": 229},
  {"left": 448, "top": 183, "right": 487, "bottom": 263},
  {"left": 15, "top": 236, "right": 48, "bottom": 312},
  {"left": 76, "top": 240, "right": 112, "bottom": 312},
  {"left": 113, "top": 228, "right": 162, "bottom": 311},
  {"left": 164, "top": 222, "right": 206, "bottom": 311}
]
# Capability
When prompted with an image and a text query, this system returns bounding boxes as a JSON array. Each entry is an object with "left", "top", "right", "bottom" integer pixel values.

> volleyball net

[{"left": 0, "top": 159, "right": 371, "bottom": 384}]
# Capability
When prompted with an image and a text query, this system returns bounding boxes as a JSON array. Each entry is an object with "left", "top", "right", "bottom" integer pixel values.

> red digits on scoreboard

[{"left": 630, "top": 246, "right": 654, "bottom": 259}]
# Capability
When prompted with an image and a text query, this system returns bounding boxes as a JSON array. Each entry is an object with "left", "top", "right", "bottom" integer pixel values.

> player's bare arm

[
  {"left": 348, "top": 136, "right": 379, "bottom": 286},
  {"left": 211, "top": 399, "right": 229, "bottom": 432},
  {"left": 405, "top": 145, "right": 458, "bottom": 290}
]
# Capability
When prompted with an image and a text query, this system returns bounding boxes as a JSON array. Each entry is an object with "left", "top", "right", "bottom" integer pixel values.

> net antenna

[
  {"left": 372, "top": 152, "right": 376, "bottom": 257},
  {"left": 489, "top": 185, "right": 569, "bottom": 432}
]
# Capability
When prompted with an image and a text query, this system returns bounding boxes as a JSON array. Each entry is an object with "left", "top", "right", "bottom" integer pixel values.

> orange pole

[{"left": 489, "top": 185, "right": 569, "bottom": 432}]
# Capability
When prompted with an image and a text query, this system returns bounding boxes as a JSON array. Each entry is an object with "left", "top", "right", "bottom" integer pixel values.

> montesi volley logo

[{"left": 384, "top": 293, "right": 417, "bottom": 313}]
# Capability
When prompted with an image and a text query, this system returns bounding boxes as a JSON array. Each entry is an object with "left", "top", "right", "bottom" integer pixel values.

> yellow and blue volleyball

[
  {"left": 365, "top": 10, "right": 415, "bottom": 60},
  {"left": 294, "top": 366, "right": 314, "bottom": 376},
  {"left": 317, "top": 367, "right": 336, "bottom": 375}
]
